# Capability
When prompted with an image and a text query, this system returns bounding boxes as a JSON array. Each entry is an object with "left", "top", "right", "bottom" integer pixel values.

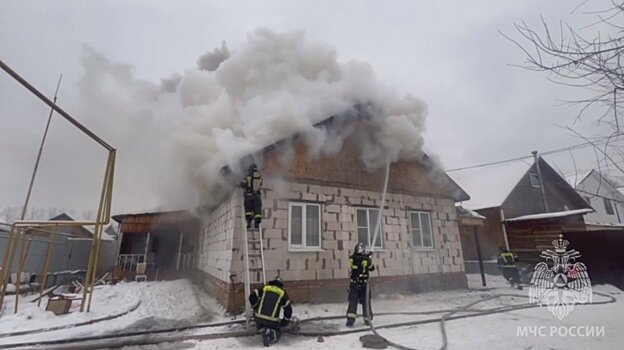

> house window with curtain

[
  {"left": 288, "top": 202, "right": 321, "bottom": 249},
  {"left": 409, "top": 211, "right": 434, "bottom": 249},
  {"left": 356, "top": 208, "right": 383, "bottom": 249}
]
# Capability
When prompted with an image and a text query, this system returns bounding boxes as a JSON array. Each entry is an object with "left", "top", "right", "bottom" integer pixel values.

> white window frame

[
  {"left": 603, "top": 197, "right": 615, "bottom": 215},
  {"left": 355, "top": 208, "right": 384, "bottom": 249},
  {"left": 409, "top": 211, "right": 434, "bottom": 249},
  {"left": 288, "top": 202, "right": 322, "bottom": 250},
  {"left": 529, "top": 173, "right": 541, "bottom": 188}
]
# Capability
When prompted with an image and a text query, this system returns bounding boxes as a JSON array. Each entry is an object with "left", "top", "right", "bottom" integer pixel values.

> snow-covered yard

[
  {"left": 126, "top": 274, "right": 624, "bottom": 350},
  {"left": 1, "top": 274, "right": 622, "bottom": 350},
  {"left": 0, "top": 279, "right": 226, "bottom": 347}
]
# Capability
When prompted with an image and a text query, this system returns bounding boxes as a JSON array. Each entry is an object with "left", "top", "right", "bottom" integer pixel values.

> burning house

[{"left": 194, "top": 115, "right": 470, "bottom": 312}]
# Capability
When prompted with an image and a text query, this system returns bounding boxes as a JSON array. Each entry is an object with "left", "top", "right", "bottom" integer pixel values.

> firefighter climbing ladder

[{"left": 242, "top": 193, "right": 266, "bottom": 327}]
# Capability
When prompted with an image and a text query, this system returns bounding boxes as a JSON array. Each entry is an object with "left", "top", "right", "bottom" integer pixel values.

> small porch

[{"left": 112, "top": 210, "right": 199, "bottom": 280}]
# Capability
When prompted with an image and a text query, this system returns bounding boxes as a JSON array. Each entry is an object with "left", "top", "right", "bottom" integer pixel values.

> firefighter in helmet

[
  {"left": 240, "top": 163, "right": 263, "bottom": 229},
  {"left": 497, "top": 247, "right": 522, "bottom": 290},
  {"left": 249, "top": 276, "right": 293, "bottom": 347},
  {"left": 346, "top": 242, "right": 375, "bottom": 327}
]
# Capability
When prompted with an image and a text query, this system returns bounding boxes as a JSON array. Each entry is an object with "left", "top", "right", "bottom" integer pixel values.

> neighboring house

[
  {"left": 0, "top": 213, "right": 117, "bottom": 283},
  {"left": 566, "top": 169, "right": 624, "bottom": 227},
  {"left": 195, "top": 116, "right": 470, "bottom": 312},
  {"left": 564, "top": 169, "right": 624, "bottom": 289},
  {"left": 112, "top": 210, "right": 199, "bottom": 280},
  {"left": 451, "top": 156, "right": 593, "bottom": 265}
]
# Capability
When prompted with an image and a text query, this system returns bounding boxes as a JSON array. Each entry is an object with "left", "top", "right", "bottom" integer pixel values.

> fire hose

[{"left": 1, "top": 292, "right": 616, "bottom": 350}]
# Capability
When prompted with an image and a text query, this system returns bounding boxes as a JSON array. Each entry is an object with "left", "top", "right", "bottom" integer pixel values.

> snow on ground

[
  {"left": 124, "top": 274, "right": 624, "bottom": 350},
  {"left": 3, "top": 274, "right": 623, "bottom": 349},
  {"left": 0, "top": 279, "right": 228, "bottom": 346}
]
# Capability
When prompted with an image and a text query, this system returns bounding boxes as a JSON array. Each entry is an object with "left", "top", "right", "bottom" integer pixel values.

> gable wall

[
  {"left": 577, "top": 173, "right": 624, "bottom": 224},
  {"left": 503, "top": 167, "right": 588, "bottom": 218}
]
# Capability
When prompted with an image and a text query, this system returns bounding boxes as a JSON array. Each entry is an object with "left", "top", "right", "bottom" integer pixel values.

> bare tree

[
  {"left": 503, "top": 1, "right": 624, "bottom": 181},
  {"left": 503, "top": 1, "right": 624, "bottom": 127},
  {"left": 0, "top": 206, "right": 20, "bottom": 224}
]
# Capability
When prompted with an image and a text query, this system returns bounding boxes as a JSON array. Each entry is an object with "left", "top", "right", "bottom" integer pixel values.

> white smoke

[{"left": 75, "top": 28, "right": 428, "bottom": 209}]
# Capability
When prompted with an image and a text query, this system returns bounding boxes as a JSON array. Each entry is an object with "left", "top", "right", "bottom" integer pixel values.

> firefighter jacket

[
  {"left": 497, "top": 251, "right": 518, "bottom": 268},
  {"left": 240, "top": 170, "right": 263, "bottom": 196},
  {"left": 249, "top": 282, "right": 293, "bottom": 326},
  {"left": 349, "top": 253, "right": 375, "bottom": 284}
]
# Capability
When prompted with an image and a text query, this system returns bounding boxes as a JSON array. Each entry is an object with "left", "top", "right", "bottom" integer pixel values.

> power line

[{"left": 446, "top": 141, "right": 607, "bottom": 173}]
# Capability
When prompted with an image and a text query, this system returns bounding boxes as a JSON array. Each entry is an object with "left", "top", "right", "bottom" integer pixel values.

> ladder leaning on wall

[{"left": 242, "top": 195, "right": 266, "bottom": 327}]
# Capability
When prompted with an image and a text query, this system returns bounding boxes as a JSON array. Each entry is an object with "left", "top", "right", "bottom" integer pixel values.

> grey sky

[{"left": 0, "top": 0, "right": 616, "bottom": 215}]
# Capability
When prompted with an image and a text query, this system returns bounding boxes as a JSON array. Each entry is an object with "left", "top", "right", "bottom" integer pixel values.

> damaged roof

[{"left": 221, "top": 113, "right": 470, "bottom": 202}]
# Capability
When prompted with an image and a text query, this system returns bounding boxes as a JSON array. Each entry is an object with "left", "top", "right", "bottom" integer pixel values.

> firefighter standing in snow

[
  {"left": 346, "top": 242, "right": 375, "bottom": 327},
  {"left": 249, "top": 277, "right": 293, "bottom": 347},
  {"left": 497, "top": 247, "right": 522, "bottom": 289},
  {"left": 240, "top": 163, "right": 263, "bottom": 229}
]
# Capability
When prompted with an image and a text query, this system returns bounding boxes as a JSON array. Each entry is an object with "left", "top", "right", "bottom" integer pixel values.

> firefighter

[
  {"left": 497, "top": 247, "right": 522, "bottom": 290},
  {"left": 249, "top": 276, "right": 293, "bottom": 347},
  {"left": 240, "top": 163, "right": 263, "bottom": 229},
  {"left": 346, "top": 242, "right": 375, "bottom": 327}
]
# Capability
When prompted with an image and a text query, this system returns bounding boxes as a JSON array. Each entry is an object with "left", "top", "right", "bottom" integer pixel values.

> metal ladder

[{"left": 242, "top": 204, "right": 266, "bottom": 327}]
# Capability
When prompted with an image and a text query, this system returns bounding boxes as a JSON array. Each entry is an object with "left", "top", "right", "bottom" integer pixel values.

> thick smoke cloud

[{"left": 75, "top": 28, "right": 428, "bottom": 209}]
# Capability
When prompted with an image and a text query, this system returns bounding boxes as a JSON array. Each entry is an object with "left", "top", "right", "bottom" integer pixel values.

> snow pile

[
  {"left": 0, "top": 283, "right": 139, "bottom": 334},
  {"left": 456, "top": 205, "right": 486, "bottom": 219},
  {"left": 0, "top": 279, "right": 227, "bottom": 346},
  {"left": 504, "top": 208, "right": 593, "bottom": 222}
]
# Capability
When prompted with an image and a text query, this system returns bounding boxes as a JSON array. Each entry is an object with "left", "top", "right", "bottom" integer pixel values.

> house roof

[
  {"left": 564, "top": 170, "right": 593, "bottom": 189},
  {"left": 50, "top": 213, "right": 94, "bottom": 238},
  {"left": 448, "top": 160, "right": 530, "bottom": 210},
  {"left": 456, "top": 205, "right": 486, "bottom": 220},
  {"left": 84, "top": 224, "right": 117, "bottom": 242},
  {"left": 112, "top": 210, "right": 198, "bottom": 224},
  {"left": 567, "top": 169, "right": 624, "bottom": 202},
  {"left": 504, "top": 208, "right": 593, "bottom": 222},
  {"left": 221, "top": 113, "right": 470, "bottom": 202},
  {"left": 450, "top": 156, "right": 590, "bottom": 211}
]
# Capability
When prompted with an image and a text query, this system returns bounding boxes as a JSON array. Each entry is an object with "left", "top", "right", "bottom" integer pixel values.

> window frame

[
  {"left": 355, "top": 207, "right": 384, "bottom": 250},
  {"left": 529, "top": 173, "right": 541, "bottom": 188},
  {"left": 603, "top": 197, "right": 615, "bottom": 215},
  {"left": 409, "top": 210, "right": 435, "bottom": 249},
  {"left": 288, "top": 202, "right": 322, "bottom": 250}
]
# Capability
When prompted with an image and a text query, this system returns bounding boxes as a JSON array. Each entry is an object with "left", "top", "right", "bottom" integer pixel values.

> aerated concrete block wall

[
  {"left": 195, "top": 178, "right": 466, "bottom": 310},
  {"left": 245, "top": 179, "right": 465, "bottom": 283},
  {"left": 196, "top": 190, "right": 240, "bottom": 283}
]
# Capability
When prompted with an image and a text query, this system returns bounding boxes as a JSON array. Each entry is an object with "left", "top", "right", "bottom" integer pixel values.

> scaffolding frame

[{"left": 0, "top": 59, "right": 116, "bottom": 313}]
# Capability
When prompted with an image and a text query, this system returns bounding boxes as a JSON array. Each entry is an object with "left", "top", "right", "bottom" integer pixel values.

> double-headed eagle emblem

[{"left": 529, "top": 234, "right": 592, "bottom": 320}]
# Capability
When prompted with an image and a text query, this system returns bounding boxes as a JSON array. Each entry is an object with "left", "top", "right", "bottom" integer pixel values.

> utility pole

[
  {"left": 473, "top": 226, "right": 486, "bottom": 287},
  {"left": 532, "top": 151, "right": 549, "bottom": 213}
]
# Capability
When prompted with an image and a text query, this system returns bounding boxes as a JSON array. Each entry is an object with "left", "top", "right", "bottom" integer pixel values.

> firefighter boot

[{"left": 262, "top": 328, "right": 272, "bottom": 347}]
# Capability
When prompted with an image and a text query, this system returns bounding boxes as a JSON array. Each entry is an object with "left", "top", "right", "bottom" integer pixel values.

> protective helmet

[
  {"left": 270, "top": 276, "right": 284, "bottom": 287},
  {"left": 354, "top": 242, "right": 365, "bottom": 255},
  {"left": 248, "top": 163, "right": 258, "bottom": 172}
]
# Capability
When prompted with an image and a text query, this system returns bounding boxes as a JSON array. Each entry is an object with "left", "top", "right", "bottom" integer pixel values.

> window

[
  {"left": 529, "top": 173, "right": 541, "bottom": 188},
  {"left": 603, "top": 198, "right": 615, "bottom": 215},
  {"left": 410, "top": 211, "right": 434, "bottom": 249},
  {"left": 288, "top": 203, "right": 321, "bottom": 249},
  {"left": 356, "top": 208, "right": 383, "bottom": 249}
]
